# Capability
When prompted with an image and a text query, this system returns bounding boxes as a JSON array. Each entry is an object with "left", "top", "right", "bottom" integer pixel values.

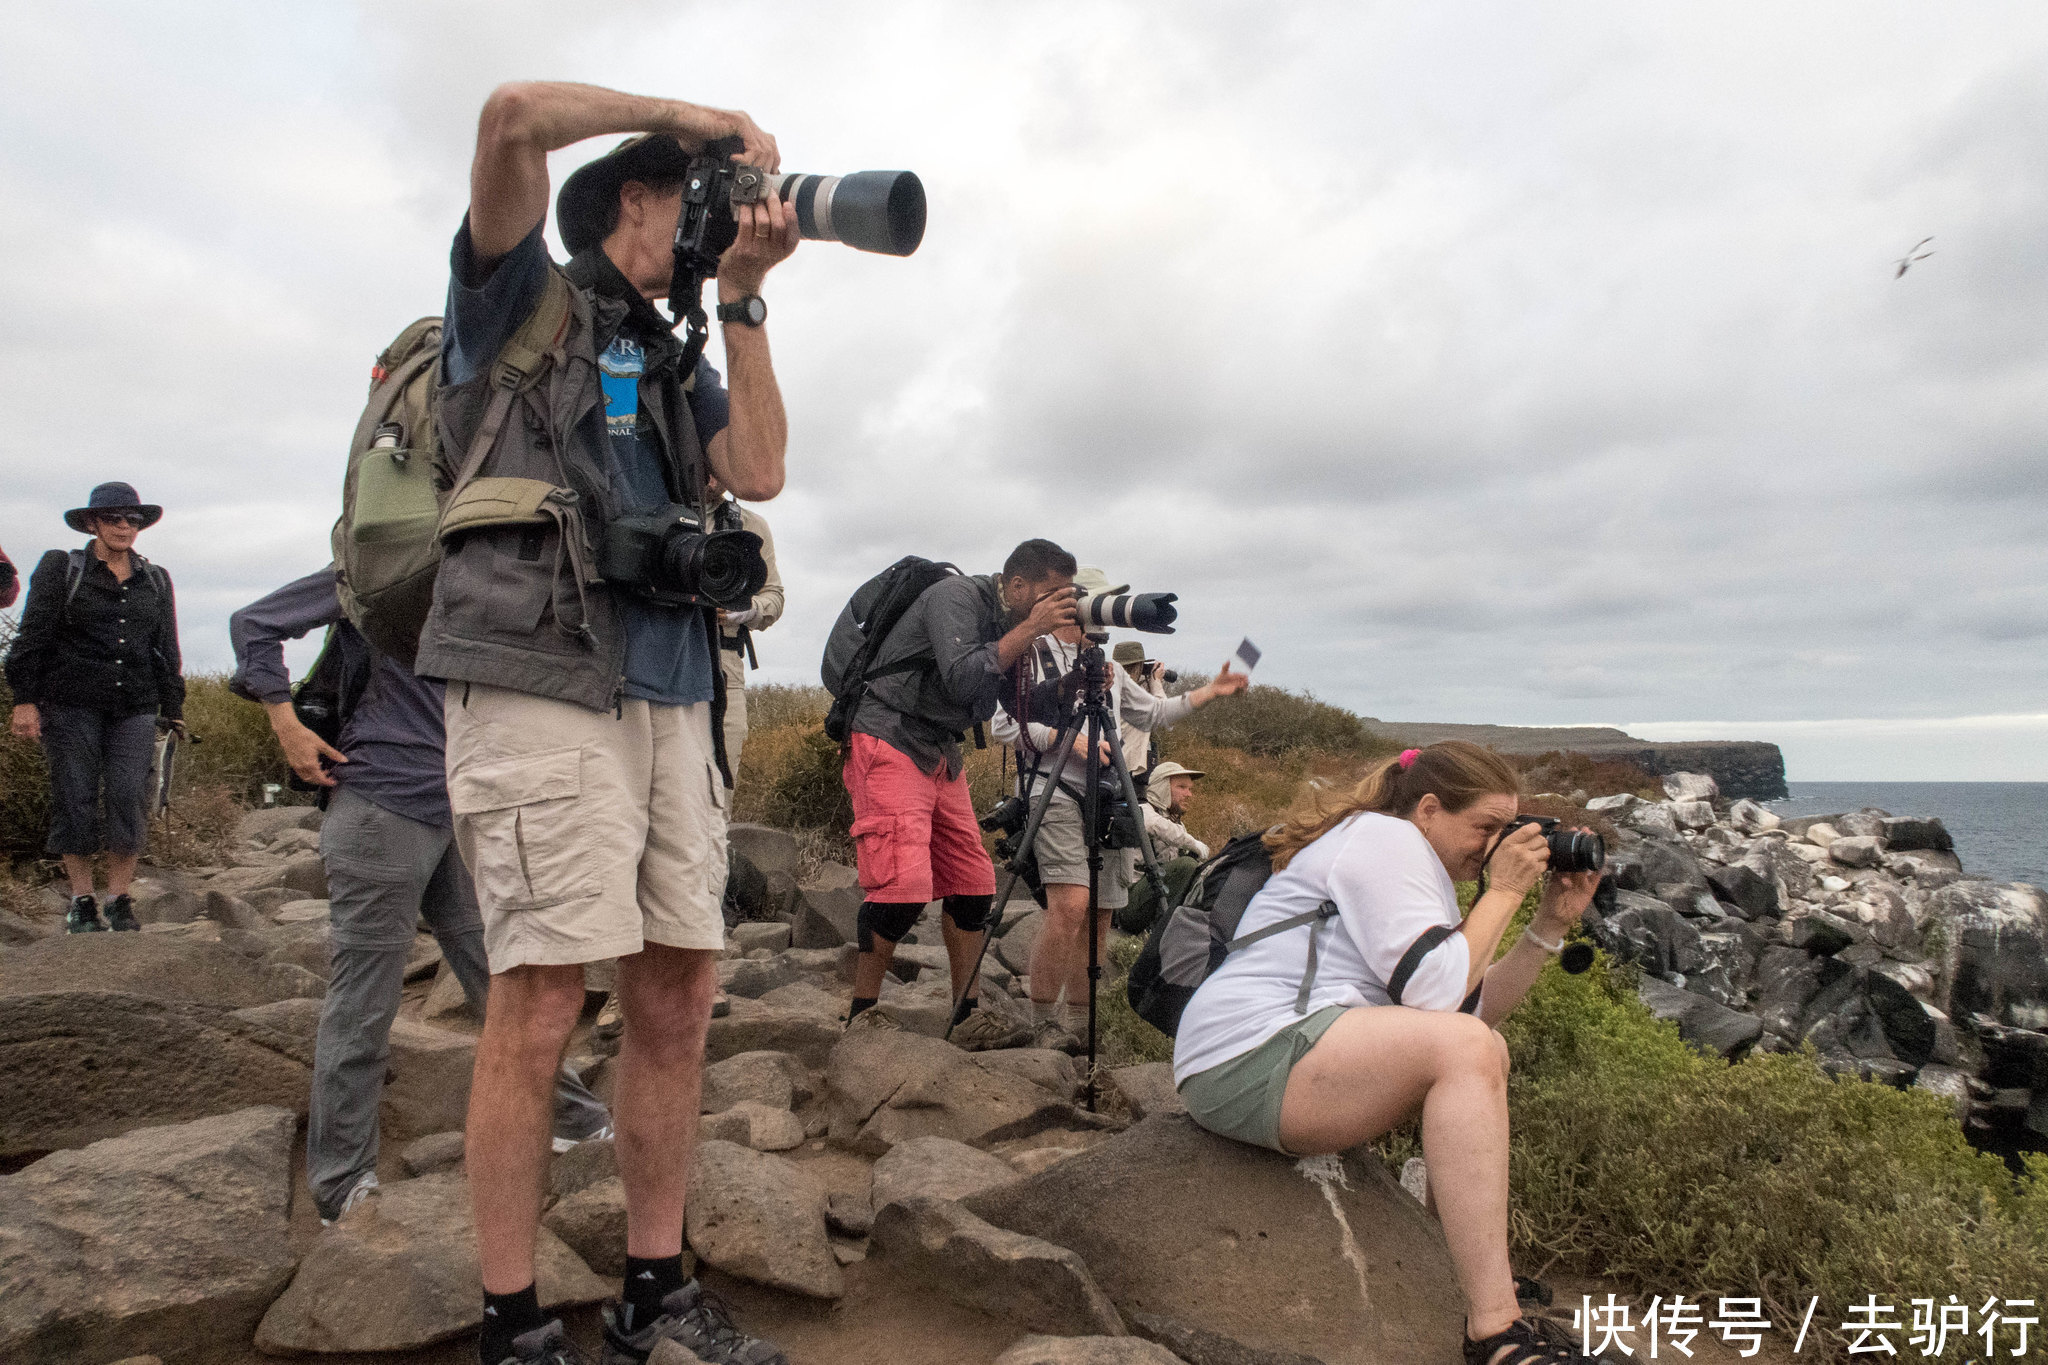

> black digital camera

[
  {"left": 596, "top": 503, "right": 767, "bottom": 610},
  {"left": 1503, "top": 815, "right": 1607, "bottom": 874}
]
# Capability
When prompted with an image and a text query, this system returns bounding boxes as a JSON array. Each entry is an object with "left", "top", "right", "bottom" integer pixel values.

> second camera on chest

[{"left": 597, "top": 503, "right": 767, "bottom": 610}]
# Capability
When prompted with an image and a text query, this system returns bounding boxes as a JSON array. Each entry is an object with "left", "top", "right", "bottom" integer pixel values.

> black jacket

[{"left": 3, "top": 546, "right": 184, "bottom": 720}]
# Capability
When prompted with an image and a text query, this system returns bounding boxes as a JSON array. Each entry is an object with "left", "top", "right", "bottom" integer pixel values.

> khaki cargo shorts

[
  {"left": 444, "top": 682, "right": 728, "bottom": 972},
  {"left": 1034, "top": 786, "right": 1138, "bottom": 909}
]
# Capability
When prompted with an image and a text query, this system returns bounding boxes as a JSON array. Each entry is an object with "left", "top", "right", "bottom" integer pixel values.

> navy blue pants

[{"left": 39, "top": 705, "right": 156, "bottom": 857}]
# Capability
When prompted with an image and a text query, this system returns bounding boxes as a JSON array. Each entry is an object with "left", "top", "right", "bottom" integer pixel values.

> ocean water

[{"left": 1766, "top": 782, "right": 2048, "bottom": 890}]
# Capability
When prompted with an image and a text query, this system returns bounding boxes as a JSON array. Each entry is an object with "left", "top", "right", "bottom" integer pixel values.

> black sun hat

[
  {"left": 556, "top": 133, "right": 698, "bottom": 256},
  {"left": 65, "top": 482, "right": 162, "bottom": 534}
]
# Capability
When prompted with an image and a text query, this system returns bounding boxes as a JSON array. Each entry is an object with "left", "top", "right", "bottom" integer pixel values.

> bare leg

[
  {"left": 1278, "top": 1007, "right": 1520, "bottom": 1343},
  {"left": 614, "top": 944, "right": 717, "bottom": 1257},
  {"left": 849, "top": 938, "right": 899, "bottom": 1003},
  {"left": 104, "top": 852, "right": 139, "bottom": 896},
  {"left": 1030, "top": 883, "right": 1091, "bottom": 1005},
  {"left": 940, "top": 914, "right": 984, "bottom": 1001},
  {"left": 60, "top": 854, "right": 95, "bottom": 898},
  {"left": 468, "top": 963, "right": 585, "bottom": 1293}
]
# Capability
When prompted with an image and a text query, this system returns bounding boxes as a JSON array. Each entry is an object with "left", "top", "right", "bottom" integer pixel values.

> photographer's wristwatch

[{"left": 716, "top": 295, "right": 767, "bottom": 327}]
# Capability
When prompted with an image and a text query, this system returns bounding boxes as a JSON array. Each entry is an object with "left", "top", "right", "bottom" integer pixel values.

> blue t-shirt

[{"left": 445, "top": 221, "right": 730, "bottom": 706}]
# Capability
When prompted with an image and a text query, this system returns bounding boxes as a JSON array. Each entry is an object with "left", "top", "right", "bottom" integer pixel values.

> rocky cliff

[{"left": 1365, "top": 721, "right": 1789, "bottom": 799}]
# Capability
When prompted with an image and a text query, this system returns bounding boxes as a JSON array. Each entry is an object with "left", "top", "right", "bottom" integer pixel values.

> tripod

[{"left": 946, "top": 643, "right": 1171, "bottom": 1109}]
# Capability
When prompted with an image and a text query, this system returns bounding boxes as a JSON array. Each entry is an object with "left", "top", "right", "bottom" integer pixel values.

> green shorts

[{"left": 1177, "top": 1004, "right": 1347, "bottom": 1153}]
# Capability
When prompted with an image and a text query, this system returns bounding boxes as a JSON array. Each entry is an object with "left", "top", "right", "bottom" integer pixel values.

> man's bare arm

[{"left": 467, "top": 81, "right": 781, "bottom": 262}]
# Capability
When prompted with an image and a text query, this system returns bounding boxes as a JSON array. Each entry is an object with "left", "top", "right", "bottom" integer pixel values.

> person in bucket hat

[{"left": 6, "top": 482, "right": 182, "bottom": 933}]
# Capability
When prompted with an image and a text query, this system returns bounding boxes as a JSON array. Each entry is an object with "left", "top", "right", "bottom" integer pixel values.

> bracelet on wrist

[{"left": 1523, "top": 927, "right": 1564, "bottom": 954}]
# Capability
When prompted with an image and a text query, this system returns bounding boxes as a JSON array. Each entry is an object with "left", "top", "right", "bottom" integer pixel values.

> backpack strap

[
  {"left": 62, "top": 549, "right": 87, "bottom": 617},
  {"left": 1225, "top": 900, "right": 1341, "bottom": 1015},
  {"left": 1387, "top": 925, "right": 1458, "bottom": 1006},
  {"left": 445, "top": 270, "right": 576, "bottom": 510}
]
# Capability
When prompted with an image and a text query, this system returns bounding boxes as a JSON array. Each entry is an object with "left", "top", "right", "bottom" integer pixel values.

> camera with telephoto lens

[
  {"left": 1503, "top": 815, "right": 1606, "bottom": 874},
  {"left": 980, "top": 795, "right": 1029, "bottom": 836},
  {"left": 1077, "top": 590, "right": 1178, "bottom": 634},
  {"left": 597, "top": 503, "right": 767, "bottom": 610},
  {"left": 674, "top": 136, "right": 926, "bottom": 287}
]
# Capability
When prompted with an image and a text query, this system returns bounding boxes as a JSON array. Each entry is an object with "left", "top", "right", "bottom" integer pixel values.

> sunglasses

[{"left": 94, "top": 512, "right": 148, "bottom": 529}]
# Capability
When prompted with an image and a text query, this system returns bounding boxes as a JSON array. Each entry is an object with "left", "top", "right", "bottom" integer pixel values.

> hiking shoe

[
  {"left": 952, "top": 1006, "right": 1031, "bottom": 1051},
  {"left": 320, "top": 1171, "right": 379, "bottom": 1226},
  {"left": 65, "top": 896, "right": 106, "bottom": 933},
  {"left": 496, "top": 1318, "right": 590, "bottom": 1365},
  {"left": 595, "top": 991, "right": 624, "bottom": 1041},
  {"left": 103, "top": 894, "right": 140, "bottom": 932},
  {"left": 1030, "top": 1018, "right": 1082, "bottom": 1054},
  {"left": 553, "top": 1123, "right": 614, "bottom": 1156},
  {"left": 844, "top": 1006, "right": 901, "bottom": 1034},
  {"left": 601, "top": 1279, "right": 787, "bottom": 1365}
]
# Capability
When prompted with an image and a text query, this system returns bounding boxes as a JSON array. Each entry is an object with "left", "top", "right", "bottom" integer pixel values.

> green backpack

[{"left": 331, "top": 272, "right": 572, "bottom": 666}]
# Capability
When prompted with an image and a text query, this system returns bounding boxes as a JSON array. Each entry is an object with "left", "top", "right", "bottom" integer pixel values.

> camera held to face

[
  {"left": 596, "top": 503, "right": 768, "bottom": 610},
  {"left": 673, "top": 136, "right": 927, "bottom": 287},
  {"left": 1503, "top": 815, "right": 1607, "bottom": 875},
  {"left": 1077, "top": 589, "right": 1178, "bottom": 635}
]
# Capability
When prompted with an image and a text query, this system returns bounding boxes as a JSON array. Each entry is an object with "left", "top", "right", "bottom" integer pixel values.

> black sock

[
  {"left": 479, "top": 1283, "right": 543, "bottom": 1364},
  {"left": 620, "top": 1254, "right": 689, "bottom": 1330},
  {"left": 847, "top": 995, "right": 879, "bottom": 1021}
]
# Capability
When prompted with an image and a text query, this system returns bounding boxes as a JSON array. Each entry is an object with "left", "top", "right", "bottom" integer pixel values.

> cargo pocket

[
  {"left": 449, "top": 745, "right": 596, "bottom": 911},
  {"left": 849, "top": 814, "right": 897, "bottom": 894}
]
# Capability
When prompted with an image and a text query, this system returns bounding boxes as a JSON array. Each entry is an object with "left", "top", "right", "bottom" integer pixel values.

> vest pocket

[{"left": 450, "top": 745, "right": 597, "bottom": 911}]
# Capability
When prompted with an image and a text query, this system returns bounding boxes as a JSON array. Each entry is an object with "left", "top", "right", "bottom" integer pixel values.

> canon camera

[{"left": 597, "top": 503, "right": 767, "bottom": 611}]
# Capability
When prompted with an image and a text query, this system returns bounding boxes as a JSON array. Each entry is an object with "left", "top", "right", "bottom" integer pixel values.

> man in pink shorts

[{"left": 839, "top": 539, "right": 1080, "bottom": 1046}]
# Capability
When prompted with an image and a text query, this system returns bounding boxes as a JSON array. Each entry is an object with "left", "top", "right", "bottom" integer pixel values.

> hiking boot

[
  {"left": 65, "top": 895, "right": 106, "bottom": 933},
  {"left": 600, "top": 1279, "right": 787, "bottom": 1365},
  {"left": 495, "top": 1318, "right": 590, "bottom": 1365},
  {"left": 951, "top": 1006, "right": 1031, "bottom": 1051},
  {"left": 595, "top": 992, "right": 624, "bottom": 1041},
  {"left": 1030, "top": 1018, "right": 1082, "bottom": 1054},
  {"left": 320, "top": 1171, "right": 379, "bottom": 1227},
  {"left": 103, "top": 893, "right": 141, "bottom": 932},
  {"left": 844, "top": 1006, "right": 901, "bottom": 1034}
]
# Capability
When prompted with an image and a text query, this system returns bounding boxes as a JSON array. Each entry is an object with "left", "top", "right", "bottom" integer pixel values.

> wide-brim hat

[
  {"left": 1149, "top": 760, "right": 1205, "bottom": 784},
  {"left": 557, "top": 133, "right": 698, "bottom": 256},
  {"left": 1072, "top": 565, "right": 1130, "bottom": 599},
  {"left": 65, "top": 481, "right": 162, "bottom": 534},
  {"left": 1112, "top": 641, "right": 1148, "bottom": 666}
]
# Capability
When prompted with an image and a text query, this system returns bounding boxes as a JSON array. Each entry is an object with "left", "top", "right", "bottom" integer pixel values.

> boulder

[
  {"left": 719, "top": 954, "right": 808, "bottom": 999},
  {"left": 706, "top": 995, "right": 843, "bottom": 1068},
  {"left": 0, "top": 931, "right": 296, "bottom": 1007},
  {"left": 1925, "top": 881, "right": 2048, "bottom": 1031},
  {"left": 1881, "top": 817, "right": 1953, "bottom": 853},
  {"left": 1755, "top": 948, "right": 1847, "bottom": 1043},
  {"left": 279, "top": 851, "right": 329, "bottom": 899},
  {"left": 421, "top": 959, "right": 478, "bottom": 1025},
  {"left": 872, "top": 1196, "right": 1125, "bottom": 1337},
  {"left": 827, "top": 1189, "right": 874, "bottom": 1238},
  {"left": 1802, "top": 822, "right": 1842, "bottom": 849},
  {"left": 701, "top": 1050, "right": 813, "bottom": 1113},
  {"left": 1788, "top": 909, "right": 1868, "bottom": 956},
  {"left": 401, "top": 1131, "right": 466, "bottom": 1177},
  {"left": 996, "top": 1337, "right": 1188, "bottom": 1365},
  {"left": 1625, "top": 803, "right": 1679, "bottom": 838},
  {"left": 0, "top": 992, "right": 311, "bottom": 1159},
  {"left": 872, "top": 1135, "right": 1023, "bottom": 1213},
  {"left": 232, "top": 997, "right": 475, "bottom": 1141},
  {"left": 1661, "top": 772, "right": 1719, "bottom": 802},
  {"left": 540, "top": 1175, "right": 664, "bottom": 1279},
  {"left": 700, "top": 1101, "right": 806, "bottom": 1151},
  {"left": 759, "top": 980, "right": 851, "bottom": 1019},
  {"left": 731, "top": 921, "right": 793, "bottom": 954},
  {"left": 257, "top": 1171, "right": 607, "bottom": 1352},
  {"left": 792, "top": 866, "right": 862, "bottom": 949},
  {"left": 1636, "top": 978, "right": 1764, "bottom": 1057},
  {"left": 236, "top": 805, "right": 324, "bottom": 844},
  {"left": 1583, "top": 793, "right": 1641, "bottom": 814},
  {"left": 1669, "top": 800, "right": 1716, "bottom": 832},
  {"left": 1587, "top": 892, "right": 1703, "bottom": 979},
  {"left": 1609, "top": 838, "right": 1708, "bottom": 893},
  {"left": 685, "top": 1140, "right": 842, "bottom": 1299},
  {"left": 1129, "top": 1312, "right": 1329, "bottom": 1365},
  {"left": 827, "top": 1028, "right": 1082, "bottom": 1157},
  {"left": 1829, "top": 837, "right": 1885, "bottom": 870},
  {"left": 550, "top": 1135, "right": 618, "bottom": 1202},
  {"left": 966, "top": 1114, "right": 1462, "bottom": 1365},
  {"left": 1705, "top": 861, "right": 1778, "bottom": 920},
  {"left": 1835, "top": 811, "right": 1889, "bottom": 839},
  {"left": 1912, "top": 1065, "right": 1974, "bottom": 1120},
  {"left": 0, "top": 1106, "right": 296, "bottom": 1365},
  {"left": 0, "top": 907, "right": 54, "bottom": 945},
  {"left": 1108, "top": 1062, "right": 1186, "bottom": 1120},
  {"left": 726, "top": 824, "right": 800, "bottom": 921},
  {"left": 1726, "top": 799, "right": 1780, "bottom": 833},
  {"left": 1885, "top": 853, "right": 1961, "bottom": 889}
]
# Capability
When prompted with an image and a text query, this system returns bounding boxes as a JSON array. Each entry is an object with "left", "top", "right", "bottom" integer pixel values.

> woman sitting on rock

[
  {"left": 5, "top": 482, "right": 184, "bottom": 933},
  {"left": 1173, "top": 740, "right": 1601, "bottom": 1365}
]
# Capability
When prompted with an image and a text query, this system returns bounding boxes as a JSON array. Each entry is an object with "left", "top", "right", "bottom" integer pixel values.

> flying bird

[{"left": 1894, "top": 237, "right": 1935, "bottom": 278}]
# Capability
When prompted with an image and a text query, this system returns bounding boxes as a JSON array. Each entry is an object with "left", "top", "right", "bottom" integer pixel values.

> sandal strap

[{"left": 1464, "top": 1316, "right": 1586, "bottom": 1365}]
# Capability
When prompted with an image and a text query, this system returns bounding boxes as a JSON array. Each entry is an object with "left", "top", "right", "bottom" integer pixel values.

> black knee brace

[
  {"left": 857, "top": 901, "right": 922, "bottom": 953},
  {"left": 942, "top": 893, "right": 995, "bottom": 934}
]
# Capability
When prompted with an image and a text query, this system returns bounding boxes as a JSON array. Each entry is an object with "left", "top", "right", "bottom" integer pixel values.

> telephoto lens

[
  {"left": 766, "top": 171, "right": 926, "bottom": 256},
  {"left": 1077, "top": 591, "right": 1179, "bottom": 634}
]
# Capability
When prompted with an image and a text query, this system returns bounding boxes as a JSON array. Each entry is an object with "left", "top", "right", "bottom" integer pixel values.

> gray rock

[
  {"left": 0, "top": 1106, "right": 296, "bottom": 1364},
  {"left": 731, "top": 922, "right": 793, "bottom": 953},
  {"left": 402, "top": 1131, "right": 467, "bottom": 1177},
  {"left": 871, "top": 1196, "right": 1124, "bottom": 1337},
  {"left": 272, "top": 897, "right": 330, "bottom": 924},
  {"left": 1108, "top": 1061, "right": 1186, "bottom": 1120},
  {"left": 1881, "top": 817, "right": 1953, "bottom": 853},
  {"left": 706, "top": 995, "right": 843, "bottom": 1069},
  {"left": 826, "top": 1028, "right": 1082, "bottom": 1157},
  {"left": 1129, "top": 1312, "right": 1329, "bottom": 1365},
  {"left": 236, "top": 805, "right": 324, "bottom": 843},
  {"left": 1829, "top": 837, "right": 1885, "bottom": 869},
  {"left": 727, "top": 824, "right": 801, "bottom": 921},
  {"left": 1802, "top": 821, "right": 1842, "bottom": 848},
  {"left": 421, "top": 959, "right": 478, "bottom": 1024},
  {"left": 972, "top": 1047, "right": 1083, "bottom": 1103},
  {"left": 279, "top": 850, "right": 329, "bottom": 898},
  {"left": 996, "top": 1339, "right": 1189, "bottom": 1365},
  {"left": 1835, "top": 811, "right": 1889, "bottom": 839},
  {"left": 1669, "top": 799, "right": 1716, "bottom": 831},
  {"left": 1726, "top": 799, "right": 1780, "bottom": 833},
  {"left": 758, "top": 980, "right": 850, "bottom": 1019},
  {"left": 550, "top": 1135, "right": 618, "bottom": 1202},
  {"left": 258, "top": 1171, "right": 606, "bottom": 1352},
  {"left": 792, "top": 867, "right": 862, "bottom": 949},
  {"left": 0, "top": 930, "right": 298, "bottom": 1007},
  {"left": 967, "top": 1114, "right": 1460, "bottom": 1365},
  {"left": 872, "top": 1135, "right": 1023, "bottom": 1213},
  {"left": 1755, "top": 948, "right": 1847, "bottom": 1041},
  {"left": 701, "top": 1049, "right": 813, "bottom": 1113},
  {"left": 1662, "top": 772, "right": 1719, "bottom": 802},
  {"left": 1788, "top": 909, "right": 1868, "bottom": 956},
  {"left": 1705, "top": 861, "right": 1778, "bottom": 920},
  {"left": 1610, "top": 838, "right": 1708, "bottom": 893},
  {"left": 1626, "top": 803, "right": 1680, "bottom": 838},
  {"left": 699, "top": 1101, "right": 806, "bottom": 1151},
  {"left": 1925, "top": 881, "right": 2048, "bottom": 1031},
  {"left": 685, "top": 1140, "right": 842, "bottom": 1299},
  {"left": 1912, "top": 1065, "right": 1974, "bottom": 1120},
  {"left": 826, "top": 1188, "right": 874, "bottom": 1238},
  {"left": 1885, "top": 853, "right": 1961, "bottom": 889},
  {"left": 232, "top": 997, "right": 475, "bottom": 1141},
  {"left": 0, "top": 908, "right": 54, "bottom": 945},
  {"left": 1637, "top": 978, "right": 1764, "bottom": 1057},
  {"left": 540, "top": 1175, "right": 670, "bottom": 1279},
  {"left": 0, "top": 991, "right": 311, "bottom": 1159},
  {"left": 719, "top": 953, "right": 807, "bottom": 999},
  {"left": 1584, "top": 793, "right": 1641, "bottom": 814}
]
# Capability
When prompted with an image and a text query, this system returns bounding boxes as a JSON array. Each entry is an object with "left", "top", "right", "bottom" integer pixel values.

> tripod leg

[{"left": 1083, "top": 707, "right": 1103, "bottom": 1111}]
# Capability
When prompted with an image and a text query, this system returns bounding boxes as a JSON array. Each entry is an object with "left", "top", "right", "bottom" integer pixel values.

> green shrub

[{"left": 1169, "top": 678, "right": 1400, "bottom": 760}]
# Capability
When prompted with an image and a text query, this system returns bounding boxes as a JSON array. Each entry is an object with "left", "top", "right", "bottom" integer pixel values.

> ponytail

[{"left": 1264, "top": 739, "right": 1522, "bottom": 871}]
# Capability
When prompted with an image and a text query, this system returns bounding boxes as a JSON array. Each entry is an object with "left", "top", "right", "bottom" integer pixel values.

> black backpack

[
  {"left": 285, "top": 622, "right": 373, "bottom": 800},
  {"left": 820, "top": 555, "right": 965, "bottom": 744},
  {"left": 1126, "top": 828, "right": 1479, "bottom": 1036}
]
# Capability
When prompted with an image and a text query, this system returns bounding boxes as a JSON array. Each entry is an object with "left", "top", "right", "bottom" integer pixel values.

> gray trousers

[
  {"left": 309, "top": 787, "right": 610, "bottom": 1220},
  {"left": 39, "top": 705, "right": 156, "bottom": 856}
]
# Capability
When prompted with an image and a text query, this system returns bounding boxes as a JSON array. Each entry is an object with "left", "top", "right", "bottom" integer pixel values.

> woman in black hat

[{"left": 5, "top": 482, "right": 185, "bottom": 933}]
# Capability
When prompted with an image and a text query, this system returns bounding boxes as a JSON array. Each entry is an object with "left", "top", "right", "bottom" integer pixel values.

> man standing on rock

[
  {"left": 229, "top": 568, "right": 612, "bottom": 1229},
  {"left": 418, "top": 82, "right": 798, "bottom": 1365}
]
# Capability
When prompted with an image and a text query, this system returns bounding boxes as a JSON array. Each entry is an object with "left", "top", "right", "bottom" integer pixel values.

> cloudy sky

[{"left": 3, "top": 2, "right": 2044, "bottom": 780}]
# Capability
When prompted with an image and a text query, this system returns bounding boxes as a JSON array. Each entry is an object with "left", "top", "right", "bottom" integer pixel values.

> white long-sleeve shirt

[
  {"left": 1142, "top": 804, "right": 1209, "bottom": 860},
  {"left": 1172, "top": 812, "right": 1476, "bottom": 1084},
  {"left": 989, "top": 636, "right": 1194, "bottom": 792}
]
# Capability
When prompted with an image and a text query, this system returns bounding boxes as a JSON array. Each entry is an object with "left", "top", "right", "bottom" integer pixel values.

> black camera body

[
  {"left": 673, "top": 137, "right": 927, "bottom": 289},
  {"left": 596, "top": 503, "right": 767, "bottom": 611},
  {"left": 1504, "top": 815, "right": 1607, "bottom": 874},
  {"left": 980, "top": 795, "right": 1029, "bottom": 836}
]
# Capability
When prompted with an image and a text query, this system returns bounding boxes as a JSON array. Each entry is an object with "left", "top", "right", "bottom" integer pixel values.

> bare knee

[
  {"left": 484, "top": 965, "right": 585, "bottom": 1069},
  {"left": 1431, "top": 1011, "right": 1508, "bottom": 1088},
  {"left": 619, "top": 946, "right": 716, "bottom": 1061}
]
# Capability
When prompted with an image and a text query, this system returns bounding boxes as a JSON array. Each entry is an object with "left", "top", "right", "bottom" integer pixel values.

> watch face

[{"left": 744, "top": 296, "right": 767, "bottom": 325}]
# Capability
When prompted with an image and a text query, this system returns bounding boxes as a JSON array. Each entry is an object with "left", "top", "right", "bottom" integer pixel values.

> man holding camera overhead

[
  {"left": 990, "top": 567, "right": 1249, "bottom": 1051},
  {"left": 416, "top": 82, "right": 797, "bottom": 1365}
]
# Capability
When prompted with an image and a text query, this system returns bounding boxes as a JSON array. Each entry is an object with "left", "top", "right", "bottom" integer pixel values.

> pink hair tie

[{"left": 1398, "top": 749, "right": 1421, "bottom": 771}]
